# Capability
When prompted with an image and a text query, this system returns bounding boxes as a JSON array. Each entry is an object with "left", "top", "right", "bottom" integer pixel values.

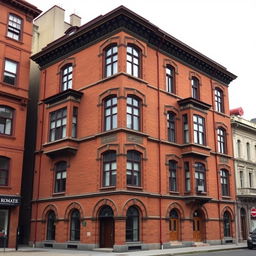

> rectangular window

[
  {"left": 3, "top": 59, "right": 18, "bottom": 85},
  {"left": 249, "top": 172, "right": 253, "bottom": 188},
  {"left": 7, "top": 14, "right": 22, "bottom": 40},
  {"left": 183, "top": 114, "right": 189, "bottom": 143},
  {"left": 240, "top": 171, "right": 243, "bottom": 188},
  {"left": 72, "top": 107, "right": 78, "bottom": 138},
  {"left": 184, "top": 162, "right": 190, "bottom": 192},
  {"left": 193, "top": 115, "right": 205, "bottom": 145},
  {"left": 49, "top": 108, "right": 67, "bottom": 142}
]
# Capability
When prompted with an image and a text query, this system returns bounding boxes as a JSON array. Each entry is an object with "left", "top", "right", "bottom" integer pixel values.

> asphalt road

[{"left": 177, "top": 248, "right": 255, "bottom": 256}]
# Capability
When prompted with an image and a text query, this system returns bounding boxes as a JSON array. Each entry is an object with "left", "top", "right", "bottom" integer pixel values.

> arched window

[
  {"left": 0, "top": 156, "right": 9, "bottom": 186},
  {"left": 126, "top": 44, "right": 141, "bottom": 78},
  {"left": 105, "top": 44, "right": 118, "bottom": 77},
  {"left": 217, "top": 128, "right": 226, "bottom": 154},
  {"left": 167, "top": 112, "right": 176, "bottom": 142},
  {"left": 0, "top": 106, "right": 13, "bottom": 135},
  {"left": 169, "top": 160, "right": 178, "bottom": 192},
  {"left": 3, "top": 59, "right": 18, "bottom": 85},
  {"left": 191, "top": 76, "right": 199, "bottom": 99},
  {"left": 215, "top": 88, "right": 224, "bottom": 112},
  {"left": 46, "top": 210, "right": 56, "bottom": 240},
  {"left": 237, "top": 140, "right": 241, "bottom": 158},
  {"left": 102, "top": 151, "right": 116, "bottom": 187},
  {"left": 70, "top": 209, "right": 80, "bottom": 241},
  {"left": 104, "top": 96, "right": 117, "bottom": 131},
  {"left": 126, "top": 206, "right": 139, "bottom": 242},
  {"left": 126, "top": 150, "right": 141, "bottom": 187},
  {"left": 220, "top": 169, "right": 229, "bottom": 196},
  {"left": 195, "top": 162, "right": 206, "bottom": 192},
  {"left": 223, "top": 211, "right": 231, "bottom": 237},
  {"left": 247, "top": 142, "right": 251, "bottom": 160},
  {"left": 54, "top": 161, "right": 67, "bottom": 193},
  {"left": 61, "top": 64, "right": 73, "bottom": 91},
  {"left": 127, "top": 96, "right": 141, "bottom": 131},
  {"left": 166, "top": 65, "right": 175, "bottom": 93},
  {"left": 7, "top": 13, "right": 22, "bottom": 40}
]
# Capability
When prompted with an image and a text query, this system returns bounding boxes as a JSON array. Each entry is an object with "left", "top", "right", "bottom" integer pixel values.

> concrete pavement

[{"left": 0, "top": 243, "right": 247, "bottom": 256}]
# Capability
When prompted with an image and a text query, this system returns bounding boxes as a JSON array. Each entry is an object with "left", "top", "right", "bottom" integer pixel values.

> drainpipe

[
  {"left": 230, "top": 120, "right": 239, "bottom": 244},
  {"left": 210, "top": 79, "right": 222, "bottom": 244},
  {"left": 156, "top": 47, "right": 163, "bottom": 249},
  {"left": 33, "top": 69, "right": 47, "bottom": 247}
]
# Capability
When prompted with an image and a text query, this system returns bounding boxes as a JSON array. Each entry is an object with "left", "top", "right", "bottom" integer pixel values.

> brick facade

[
  {"left": 0, "top": 0, "right": 40, "bottom": 248},
  {"left": 31, "top": 6, "right": 237, "bottom": 251}
]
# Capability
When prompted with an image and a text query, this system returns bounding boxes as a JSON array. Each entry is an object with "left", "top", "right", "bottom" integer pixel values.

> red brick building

[
  {"left": 31, "top": 6, "right": 237, "bottom": 251},
  {"left": 0, "top": 0, "right": 40, "bottom": 248}
]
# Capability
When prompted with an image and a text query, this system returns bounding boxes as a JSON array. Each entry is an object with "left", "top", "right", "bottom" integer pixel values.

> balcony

[
  {"left": 42, "top": 138, "right": 78, "bottom": 158},
  {"left": 237, "top": 187, "right": 256, "bottom": 197}
]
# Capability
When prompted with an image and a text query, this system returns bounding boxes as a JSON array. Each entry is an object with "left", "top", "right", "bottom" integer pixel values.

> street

[{"left": 178, "top": 248, "right": 255, "bottom": 256}]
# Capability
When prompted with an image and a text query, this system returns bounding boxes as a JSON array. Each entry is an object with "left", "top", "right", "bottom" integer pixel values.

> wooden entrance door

[
  {"left": 169, "top": 209, "right": 179, "bottom": 241},
  {"left": 240, "top": 208, "right": 247, "bottom": 240},
  {"left": 193, "top": 216, "right": 201, "bottom": 241},
  {"left": 170, "top": 218, "right": 179, "bottom": 240},
  {"left": 193, "top": 209, "right": 205, "bottom": 242},
  {"left": 100, "top": 218, "right": 114, "bottom": 248}
]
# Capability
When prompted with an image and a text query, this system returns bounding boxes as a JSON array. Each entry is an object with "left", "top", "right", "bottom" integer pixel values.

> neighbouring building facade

[
  {"left": 231, "top": 113, "right": 256, "bottom": 241},
  {"left": 20, "top": 5, "right": 81, "bottom": 244},
  {"left": 0, "top": 0, "right": 40, "bottom": 248},
  {"left": 30, "top": 6, "right": 237, "bottom": 251}
]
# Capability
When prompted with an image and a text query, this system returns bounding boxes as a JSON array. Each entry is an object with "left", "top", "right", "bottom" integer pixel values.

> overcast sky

[{"left": 28, "top": 0, "right": 256, "bottom": 120}]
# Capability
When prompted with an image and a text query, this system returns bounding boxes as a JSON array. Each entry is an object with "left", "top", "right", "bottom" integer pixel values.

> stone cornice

[
  {"left": 1, "top": 0, "right": 41, "bottom": 18},
  {"left": 31, "top": 6, "right": 236, "bottom": 85}
]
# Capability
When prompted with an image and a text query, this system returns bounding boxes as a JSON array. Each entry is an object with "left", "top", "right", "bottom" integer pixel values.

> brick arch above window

[
  {"left": 189, "top": 71, "right": 201, "bottom": 83},
  {"left": 166, "top": 202, "right": 185, "bottom": 219},
  {"left": 124, "top": 36, "right": 146, "bottom": 56},
  {"left": 164, "top": 106, "right": 179, "bottom": 116},
  {"left": 97, "top": 144, "right": 120, "bottom": 159},
  {"left": 42, "top": 204, "right": 59, "bottom": 221},
  {"left": 124, "top": 144, "right": 146, "bottom": 159},
  {"left": 163, "top": 59, "right": 179, "bottom": 74},
  {"left": 218, "top": 164, "right": 231, "bottom": 173},
  {"left": 165, "top": 154, "right": 181, "bottom": 165},
  {"left": 124, "top": 88, "right": 146, "bottom": 106},
  {"left": 98, "top": 88, "right": 120, "bottom": 105},
  {"left": 190, "top": 205, "right": 209, "bottom": 220},
  {"left": 122, "top": 198, "right": 147, "bottom": 218},
  {"left": 92, "top": 198, "right": 118, "bottom": 218},
  {"left": 221, "top": 206, "right": 234, "bottom": 221},
  {"left": 98, "top": 36, "right": 121, "bottom": 55},
  {"left": 57, "top": 57, "right": 76, "bottom": 72},
  {"left": 64, "top": 202, "right": 84, "bottom": 220}
]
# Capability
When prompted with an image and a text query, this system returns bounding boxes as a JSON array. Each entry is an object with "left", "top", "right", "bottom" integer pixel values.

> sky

[{"left": 28, "top": 0, "right": 256, "bottom": 120}]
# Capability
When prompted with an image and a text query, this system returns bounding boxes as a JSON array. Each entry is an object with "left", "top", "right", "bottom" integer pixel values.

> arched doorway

[
  {"left": 223, "top": 211, "right": 231, "bottom": 237},
  {"left": 169, "top": 209, "right": 180, "bottom": 241},
  {"left": 99, "top": 206, "right": 114, "bottom": 248},
  {"left": 46, "top": 210, "right": 56, "bottom": 240},
  {"left": 193, "top": 209, "right": 205, "bottom": 242},
  {"left": 240, "top": 208, "right": 247, "bottom": 240}
]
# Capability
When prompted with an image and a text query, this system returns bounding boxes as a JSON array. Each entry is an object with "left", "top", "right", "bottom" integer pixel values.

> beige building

[
  {"left": 20, "top": 5, "right": 81, "bottom": 244},
  {"left": 231, "top": 114, "right": 256, "bottom": 241}
]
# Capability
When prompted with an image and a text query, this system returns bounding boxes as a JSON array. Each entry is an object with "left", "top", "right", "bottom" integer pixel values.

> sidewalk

[{"left": 0, "top": 243, "right": 247, "bottom": 256}]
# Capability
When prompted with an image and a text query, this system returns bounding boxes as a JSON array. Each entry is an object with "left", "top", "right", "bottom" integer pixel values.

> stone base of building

[{"left": 29, "top": 239, "right": 234, "bottom": 252}]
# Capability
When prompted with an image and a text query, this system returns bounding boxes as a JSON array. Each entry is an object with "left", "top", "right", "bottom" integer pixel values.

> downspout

[
  {"left": 156, "top": 46, "right": 163, "bottom": 249},
  {"left": 230, "top": 117, "right": 239, "bottom": 244},
  {"left": 210, "top": 79, "right": 222, "bottom": 244},
  {"left": 33, "top": 69, "right": 47, "bottom": 247}
]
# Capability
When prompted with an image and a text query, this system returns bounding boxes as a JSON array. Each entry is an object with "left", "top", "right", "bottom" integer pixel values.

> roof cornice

[
  {"left": 32, "top": 6, "right": 236, "bottom": 85},
  {"left": 1, "top": 0, "right": 41, "bottom": 18}
]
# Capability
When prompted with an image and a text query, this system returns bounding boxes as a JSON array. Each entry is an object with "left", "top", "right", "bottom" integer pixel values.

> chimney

[
  {"left": 230, "top": 107, "right": 244, "bottom": 116},
  {"left": 70, "top": 13, "right": 81, "bottom": 27}
]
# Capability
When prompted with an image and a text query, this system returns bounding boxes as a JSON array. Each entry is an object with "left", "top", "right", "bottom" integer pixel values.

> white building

[{"left": 231, "top": 113, "right": 256, "bottom": 241}]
